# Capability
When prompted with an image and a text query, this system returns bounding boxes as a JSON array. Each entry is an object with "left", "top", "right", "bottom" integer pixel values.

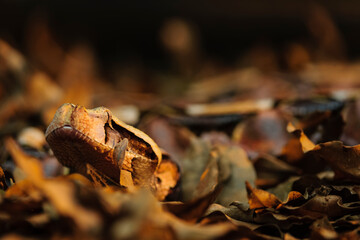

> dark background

[{"left": 1, "top": 0, "right": 359, "bottom": 82}]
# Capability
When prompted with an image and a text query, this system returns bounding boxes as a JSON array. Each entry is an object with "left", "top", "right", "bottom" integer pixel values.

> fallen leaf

[
  {"left": 154, "top": 152, "right": 181, "bottom": 201},
  {"left": 280, "top": 194, "right": 360, "bottom": 219},
  {"left": 180, "top": 137, "right": 212, "bottom": 201},
  {"left": 254, "top": 154, "right": 301, "bottom": 188},
  {"left": 139, "top": 116, "right": 192, "bottom": 164},
  {"left": 281, "top": 123, "right": 315, "bottom": 163},
  {"left": 17, "top": 127, "right": 46, "bottom": 150},
  {"left": 215, "top": 145, "right": 256, "bottom": 206},
  {"left": 308, "top": 141, "right": 360, "bottom": 181},
  {"left": 310, "top": 217, "right": 338, "bottom": 240},
  {"left": 5, "top": 137, "right": 102, "bottom": 231},
  {"left": 0, "top": 166, "right": 7, "bottom": 190},
  {"left": 246, "top": 181, "right": 282, "bottom": 211},
  {"left": 186, "top": 99, "right": 273, "bottom": 116},
  {"left": 233, "top": 110, "right": 290, "bottom": 158},
  {"left": 162, "top": 185, "right": 223, "bottom": 222},
  {"left": 341, "top": 99, "right": 360, "bottom": 145}
]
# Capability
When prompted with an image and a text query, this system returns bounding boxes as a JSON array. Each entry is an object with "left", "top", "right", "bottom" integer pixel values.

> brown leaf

[
  {"left": 203, "top": 203, "right": 309, "bottom": 239},
  {"left": 182, "top": 136, "right": 255, "bottom": 206},
  {"left": 17, "top": 127, "right": 47, "bottom": 150},
  {"left": 0, "top": 166, "right": 7, "bottom": 190},
  {"left": 102, "top": 188, "right": 234, "bottom": 240},
  {"left": 139, "top": 116, "right": 192, "bottom": 164},
  {"left": 5, "top": 138, "right": 44, "bottom": 183},
  {"left": 308, "top": 141, "right": 360, "bottom": 180},
  {"left": 5, "top": 179, "right": 42, "bottom": 200},
  {"left": 254, "top": 154, "right": 301, "bottom": 188},
  {"left": 162, "top": 184, "right": 223, "bottom": 222},
  {"left": 25, "top": 72, "right": 63, "bottom": 115},
  {"left": 281, "top": 123, "right": 315, "bottom": 163},
  {"left": 193, "top": 151, "right": 220, "bottom": 199},
  {"left": 280, "top": 98, "right": 345, "bottom": 144},
  {"left": 154, "top": 152, "right": 181, "bottom": 201},
  {"left": 280, "top": 194, "right": 358, "bottom": 219},
  {"left": 233, "top": 110, "right": 290, "bottom": 158},
  {"left": 203, "top": 202, "right": 254, "bottom": 225},
  {"left": 5, "top": 138, "right": 102, "bottom": 231},
  {"left": 185, "top": 99, "right": 273, "bottom": 116},
  {"left": 245, "top": 181, "right": 282, "bottom": 211},
  {"left": 310, "top": 217, "right": 338, "bottom": 240}
]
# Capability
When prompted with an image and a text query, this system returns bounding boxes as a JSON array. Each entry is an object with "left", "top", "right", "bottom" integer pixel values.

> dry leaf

[
  {"left": 233, "top": 110, "right": 290, "bottom": 158},
  {"left": 245, "top": 181, "right": 282, "bottom": 211},
  {"left": 215, "top": 145, "right": 256, "bottom": 206},
  {"left": 17, "top": 127, "right": 46, "bottom": 150},
  {"left": 162, "top": 185, "right": 222, "bottom": 222},
  {"left": 5, "top": 137, "right": 102, "bottom": 231},
  {"left": 308, "top": 141, "right": 360, "bottom": 180},
  {"left": 154, "top": 152, "right": 181, "bottom": 201},
  {"left": 186, "top": 99, "right": 273, "bottom": 116},
  {"left": 0, "top": 166, "right": 7, "bottom": 190}
]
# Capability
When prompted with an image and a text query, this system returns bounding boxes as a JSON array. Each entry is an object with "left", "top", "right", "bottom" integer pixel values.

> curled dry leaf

[
  {"left": 163, "top": 146, "right": 226, "bottom": 222},
  {"left": 280, "top": 98, "right": 345, "bottom": 145},
  {"left": 252, "top": 211, "right": 316, "bottom": 237},
  {"left": 202, "top": 206, "right": 285, "bottom": 240},
  {"left": 203, "top": 202, "right": 254, "bottom": 225},
  {"left": 308, "top": 141, "right": 360, "bottom": 180},
  {"left": 246, "top": 181, "right": 282, "bottom": 211},
  {"left": 246, "top": 181, "right": 304, "bottom": 211},
  {"left": 266, "top": 176, "right": 301, "bottom": 202},
  {"left": 281, "top": 124, "right": 333, "bottom": 174},
  {"left": 181, "top": 135, "right": 256, "bottom": 206},
  {"left": 193, "top": 150, "right": 222, "bottom": 199},
  {"left": 281, "top": 123, "right": 315, "bottom": 164},
  {"left": 163, "top": 186, "right": 222, "bottom": 223},
  {"left": 207, "top": 184, "right": 359, "bottom": 238},
  {"left": 203, "top": 201, "right": 316, "bottom": 239},
  {"left": 280, "top": 194, "right": 360, "bottom": 219}
]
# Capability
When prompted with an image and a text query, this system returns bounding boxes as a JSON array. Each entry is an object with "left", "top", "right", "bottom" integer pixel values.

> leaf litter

[{"left": 2, "top": 21, "right": 360, "bottom": 240}]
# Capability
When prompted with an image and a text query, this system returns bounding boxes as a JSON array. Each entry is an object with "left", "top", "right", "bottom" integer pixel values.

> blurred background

[{"left": 1, "top": 1, "right": 360, "bottom": 127}]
